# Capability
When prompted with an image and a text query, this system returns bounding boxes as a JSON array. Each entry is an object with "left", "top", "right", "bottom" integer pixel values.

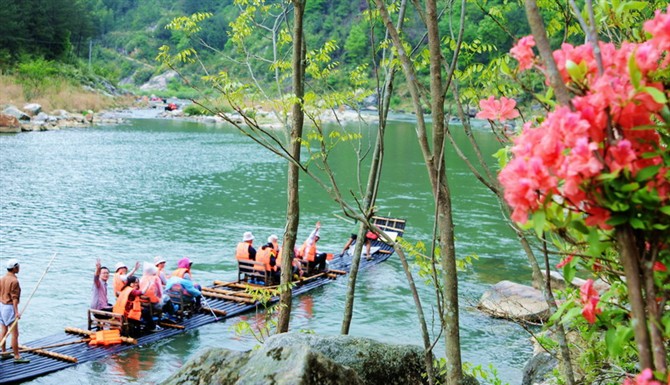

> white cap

[
  {"left": 268, "top": 234, "right": 279, "bottom": 243},
  {"left": 243, "top": 231, "right": 255, "bottom": 241},
  {"left": 153, "top": 256, "right": 166, "bottom": 265},
  {"left": 6, "top": 259, "right": 19, "bottom": 270},
  {"left": 114, "top": 262, "right": 127, "bottom": 272}
]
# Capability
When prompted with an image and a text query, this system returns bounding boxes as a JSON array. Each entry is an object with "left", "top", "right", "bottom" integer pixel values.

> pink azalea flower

[
  {"left": 606, "top": 140, "right": 636, "bottom": 173},
  {"left": 556, "top": 255, "right": 574, "bottom": 269},
  {"left": 510, "top": 36, "right": 536, "bottom": 71},
  {"left": 476, "top": 96, "right": 520, "bottom": 122},
  {"left": 622, "top": 368, "right": 662, "bottom": 385},
  {"left": 579, "top": 279, "right": 602, "bottom": 324},
  {"left": 644, "top": 6, "right": 670, "bottom": 51}
]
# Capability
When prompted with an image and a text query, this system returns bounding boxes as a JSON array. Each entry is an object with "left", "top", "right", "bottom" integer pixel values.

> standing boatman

[{"left": 0, "top": 259, "right": 29, "bottom": 363}]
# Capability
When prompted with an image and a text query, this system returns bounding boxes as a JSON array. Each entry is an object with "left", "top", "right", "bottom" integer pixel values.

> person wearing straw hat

[
  {"left": 112, "top": 261, "right": 140, "bottom": 298},
  {"left": 153, "top": 256, "right": 168, "bottom": 286},
  {"left": 235, "top": 232, "right": 257, "bottom": 261},
  {"left": 0, "top": 259, "right": 29, "bottom": 363}
]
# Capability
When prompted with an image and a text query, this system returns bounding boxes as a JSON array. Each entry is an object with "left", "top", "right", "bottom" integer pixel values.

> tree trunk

[
  {"left": 276, "top": 0, "right": 306, "bottom": 334},
  {"left": 616, "top": 225, "right": 652, "bottom": 370}
]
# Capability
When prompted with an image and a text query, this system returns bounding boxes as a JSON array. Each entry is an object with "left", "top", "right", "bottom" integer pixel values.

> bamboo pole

[
  {"left": 0, "top": 339, "right": 89, "bottom": 357},
  {"left": 202, "top": 292, "right": 256, "bottom": 304},
  {"left": 0, "top": 253, "right": 58, "bottom": 348},
  {"left": 201, "top": 287, "right": 254, "bottom": 298},
  {"left": 200, "top": 307, "right": 227, "bottom": 317},
  {"left": 327, "top": 269, "right": 347, "bottom": 275},
  {"left": 18, "top": 345, "right": 78, "bottom": 363},
  {"left": 158, "top": 321, "right": 185, "bottom": 329}
]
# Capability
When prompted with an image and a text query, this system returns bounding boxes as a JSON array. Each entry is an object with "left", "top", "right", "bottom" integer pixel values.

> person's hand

[
  {"left": 316, "top": 221, "right": 321, "bottom": 229},
  {"left": 134, "top": 261, "right": 140, "bottom": 270},
  {"left": 96, "top": 258, "right": 101, "bottom": 268}
]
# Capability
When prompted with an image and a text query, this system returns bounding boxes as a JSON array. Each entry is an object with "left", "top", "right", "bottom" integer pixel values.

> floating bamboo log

[
  {"left": 213, "top": 280, "right": 278, "bottom": 290},
  {"left": 378, "top": 249, "right": 392, "bottom": 254},
  {"left": 0, "top": 339, "right": 89, "bottom": 357},
  {"left": 202, "top": 287, "right": 254, "bottom": 298},
  {"left": 299, "top": 272, "right": 326, "bottom": 284},
  {"left": 64, "top": 327, "right": 137, "bottom": 345},
  {"left": 200, "top": 307, "right": 227, "bottom": 317},
  {"left": 18, "top": 345, "right": 78, "bottom": 363},
  {"left": 158, "top": 321, "right": 185, "bottom": 329},
  {"left": 202, "top": 291, "right": 256, "bottom": 304},
  {"left": 328, "top": 269, "right": 347, "bottom": 275}
]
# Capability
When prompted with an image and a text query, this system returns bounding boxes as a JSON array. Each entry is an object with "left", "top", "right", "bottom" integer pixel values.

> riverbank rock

[
  {"left": 0, "top": 113, "right": 21, "bottom": 133},
  {"left": 478, "top": 280, "right": 549, "bottom": 323},
  {"left": 521, "top": 341, "right": 557, "bottom": 385},
  {"left": 162, "top": 333, "right": 430, "bottom": 385},
  {"left": 3, "top": 106, "right": 30, "bottom": 121},
  {"left": 23, "top": 103, "right": 42, "bottom": 116}
]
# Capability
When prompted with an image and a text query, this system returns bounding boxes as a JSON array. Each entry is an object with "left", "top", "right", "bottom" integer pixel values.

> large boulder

[
  {"left": 3, "top": 105, "right": 30, "bottom": 121},
  {"left": 478, "top": 280, "right": 550, "bottom": 323},
  {"left": 162, "top": 333, "right": 429, "bottom": 385},
  {"left": 140, "top": 70, "right": 178, "bottom": 91},
  {"left": 22, "top": 103, "right": 42, "bottom": 116},
  {"left": 0, "top": 113, "right": 20, "bottom": 133}
]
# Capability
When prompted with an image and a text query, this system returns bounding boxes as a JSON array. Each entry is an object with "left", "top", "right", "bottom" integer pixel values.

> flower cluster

[
  {"left": 579, "top": 279, "right": 602, "bottom": 324},
  {"left": 497, "top": 6, "right": 670, "bottom": 226},
  {"left": 622, "top": 368, "right": 663, "bottom": 385}
]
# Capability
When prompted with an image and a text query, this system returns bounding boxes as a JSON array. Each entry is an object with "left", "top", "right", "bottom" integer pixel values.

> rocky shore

[{"left": 0, "top": 103, "right": 125, "bottom": 133}]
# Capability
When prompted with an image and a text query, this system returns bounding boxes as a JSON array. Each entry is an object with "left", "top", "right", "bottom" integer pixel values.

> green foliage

[{"left": 16, "top": 58, "right": 59, "bottom": 99}]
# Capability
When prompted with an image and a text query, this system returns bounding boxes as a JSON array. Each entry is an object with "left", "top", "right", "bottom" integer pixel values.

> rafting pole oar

[
  {"left": 200, "top": 296, "right": 219, "bottom": 321},
  {"left": 0, "top": 252, "right": 58, "bottom": 348}
]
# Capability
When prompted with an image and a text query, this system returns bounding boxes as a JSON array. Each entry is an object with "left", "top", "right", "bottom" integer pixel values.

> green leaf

[
  {"left": 620, "top": 182, "right": 640, "bottom": 192},
  {"left": 660, "top": 206, "right": 670, "bottom": 216},
  {"left": 533, "top": 210, "right": 546, "bottom": 238},
  {"left": 636, "top": 165, "right": 661, "bottom": 182},
  {"left": 571, "top": 220, "right": 589, "bottom": 234},
  {"left": 628, "top": 52, "right": 642, "bottom": 89},
  {"left": 566, "top": 60, "right": 584, "bottom": 83},
  {"left": 630, "top": 217, "right": 645, "bottom": 229},
  {"left": 563, "top": 261, "right": 576, "bottom": 284},
  {"left": 643, "top": 86, "right": 668, "bottom": 104}
]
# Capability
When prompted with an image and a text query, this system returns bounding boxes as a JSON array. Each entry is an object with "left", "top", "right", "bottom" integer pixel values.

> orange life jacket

[
  {"left": 236, "top": 242, "right": 252, "bottom": 261},
  {"left": 298, "top": 242, "right": 317, "bottom": 262},
  {"left": 140, "top": 275, "right": 161, "bottom": 303},
  {"left": 256, "top": 247, "right": 277, "bottom": 272},
  {"left": 113, "top": 274, "right": 125, "bottom": 297},
  {"left": 113, "top": 287, "right": 141, "bottom": 321},
  {"left": 172, "top": 268, "right": 188, "bottom": 278}
]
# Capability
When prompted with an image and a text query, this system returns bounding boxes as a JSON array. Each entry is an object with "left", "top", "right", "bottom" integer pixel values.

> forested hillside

[{"left": 0, "top": 0, "right": 533, "bottom": 98}]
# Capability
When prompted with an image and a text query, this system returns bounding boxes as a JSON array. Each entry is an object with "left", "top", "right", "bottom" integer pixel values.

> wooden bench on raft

[
  {"left": 237, "top": 259, "right": 272, "bottom": 285},
  {"left": 87, "top": 309, "right": 129, "bottom": 335},
  {"left": 166, "top": 285, "right": 196, "bottom": 319}
]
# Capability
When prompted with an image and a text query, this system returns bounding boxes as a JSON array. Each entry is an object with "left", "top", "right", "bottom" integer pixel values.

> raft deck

[{"left": 0, "top": 217, "right": 405, "bottom": 384}]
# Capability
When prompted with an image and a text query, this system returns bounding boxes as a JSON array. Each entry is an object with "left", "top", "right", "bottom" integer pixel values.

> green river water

[{"left": 0, "top": 115, "right": 535, "bottom": 384}]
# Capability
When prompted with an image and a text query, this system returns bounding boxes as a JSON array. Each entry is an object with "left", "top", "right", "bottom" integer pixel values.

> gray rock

[
  {"left": 0, "top": 113, "right": 21, "bottom": 133},
  {"left": 522, "top": 346, "right": 557, "bottom": 385},
  {"left": 478, "top": 280, "right": 550, "bottom": 323},
  {"left": 23, "top": 103, "right": 42, "bottom": 116},
  {"left": 263, "top": 333, "right": 427, "bottom": 385},
  {"left": 140, "top": 70, "right": 178, "bottom": 91},
  {"left": 162, "top": 344, "right": 364, "bottom": 385},
  {"left": 162, "top": 333, "right": 430, "bottom": 385},
  {"left": 3, "top": 106, "right": 30, "bottom": 121}
]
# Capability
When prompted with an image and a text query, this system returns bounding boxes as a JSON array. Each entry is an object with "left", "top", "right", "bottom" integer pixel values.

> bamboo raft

[{"left": 0, "top": 217, "right": 405, "bottom": 384}]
